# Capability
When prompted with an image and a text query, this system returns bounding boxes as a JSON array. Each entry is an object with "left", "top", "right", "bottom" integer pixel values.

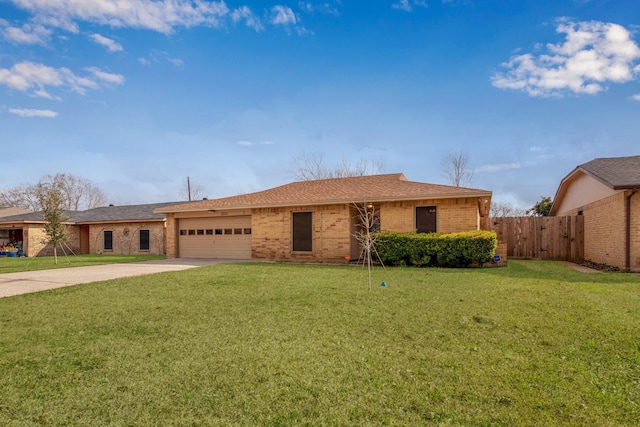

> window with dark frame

[
  {"left": 292, "top": 211, "right": 313, "bottom": 252},
  {"left": 416, "top": 206, "right": 437, "bottom": 233},
  {"left": 104, "top": 230, "right": 113, "bottom": 251},
  {"left": 139, "top": 229, "right": 150, "bottom": 251}
]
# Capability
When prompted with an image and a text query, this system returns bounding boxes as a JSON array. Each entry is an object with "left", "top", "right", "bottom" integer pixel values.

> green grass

[
  {"left": 1, "top": 261, "right": 639, "bottom": 426},
  {"left": 0, "top": 254, "right": 165, "bottom": 274}
]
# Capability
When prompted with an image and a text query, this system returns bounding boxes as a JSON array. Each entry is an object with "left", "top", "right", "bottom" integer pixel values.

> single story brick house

[
  {"left": 156, "top": 173, "right": 493, "bottom": 262},
  {"left": 549, "top": 156, "right": 640, "bottom": 271},
  {"left": 0, "top": 202, "right": 183, "bottom": 257}
]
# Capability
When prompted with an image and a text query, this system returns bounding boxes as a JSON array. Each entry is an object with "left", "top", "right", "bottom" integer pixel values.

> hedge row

[{"left": 374, "top": 230, "right": 498, "bottom": 267}]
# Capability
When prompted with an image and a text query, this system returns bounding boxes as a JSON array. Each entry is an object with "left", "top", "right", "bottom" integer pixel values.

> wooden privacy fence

[{"left": 489, "top": 216, "right": 584, "bottom": 260}]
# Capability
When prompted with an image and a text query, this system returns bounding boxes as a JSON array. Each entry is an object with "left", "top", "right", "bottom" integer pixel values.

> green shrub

[{"left": 375, "top": 230, "right": 497, "bottom": 267}]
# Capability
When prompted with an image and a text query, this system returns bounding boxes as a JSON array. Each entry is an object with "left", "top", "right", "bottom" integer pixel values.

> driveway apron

[{"left": 0, "top": 259, "right": 226, "bottom": 298}]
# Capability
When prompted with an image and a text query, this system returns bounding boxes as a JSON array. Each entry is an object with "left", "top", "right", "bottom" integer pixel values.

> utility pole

[{"left": 187, "top": 176, "right": 192, "bottom": 201}]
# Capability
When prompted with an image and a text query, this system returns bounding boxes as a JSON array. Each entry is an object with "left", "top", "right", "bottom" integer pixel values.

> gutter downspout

[{"left": 626, "top": 189, "right": 638, "bottom": 272}]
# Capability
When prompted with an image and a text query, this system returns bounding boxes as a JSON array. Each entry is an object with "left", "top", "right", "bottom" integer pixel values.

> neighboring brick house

[
  {"left": 156, "top": 173, "right": 493, "bottom": 262},
  {"left": 0, "top": 202, "right": 183, "bottom": 257},
  {"left": 550, "top": 156, "right": 640, "bottom": 271}
]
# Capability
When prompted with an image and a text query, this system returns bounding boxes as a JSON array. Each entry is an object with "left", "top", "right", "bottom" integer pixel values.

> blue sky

[{"left": 1, "top": 0, "right": 639, "bottom": 209}]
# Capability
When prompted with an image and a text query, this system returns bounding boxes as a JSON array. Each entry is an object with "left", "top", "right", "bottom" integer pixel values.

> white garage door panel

[{"left": 178, "top": 216, "right": 251, "bottom": 259}]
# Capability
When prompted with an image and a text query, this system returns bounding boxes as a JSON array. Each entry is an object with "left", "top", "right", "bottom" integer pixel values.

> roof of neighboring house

[
  {"left": 550, "top": 156, "right": 640, "bottom": 215},
  {"left": 157, "top": 173, "right": 492, "bottom": 213},
  {"left": 0, "top": 202, "right": 186, "bottom": 225},
  {"left": 0, "top": 207, "right": 32, "bottom": 218},
  {"left": 73, "top": 202, "right": 185, "bottom": 223},
  {"left": 578, "top": 156, "right": 640, "bottom": 189},
  {"left": 0, "top": 210, "right": 78, "bottom": 223}
]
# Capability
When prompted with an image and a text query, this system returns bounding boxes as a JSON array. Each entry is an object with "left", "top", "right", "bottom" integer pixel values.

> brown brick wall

[
  {"left": 251, "top": 198, "right": 480, "bottom": 262},
  {"left": 583, "top": 192, "right": 626, "bottom": 268},
  {"left": 632, "top": 191, "right": 640, "bottom": 271},
  {"left": 165, "top": 213, "right": 177, "bottom": 258},
  {"left": 89, "top": 222, "right": 166, "bottom": 255},
  {"left": 380, "top": 198, "right": 479, "bottom": 233},
  {"left": 252, "top": 204, "right": 352, "bottom": 262},
  {"left": 29, "top": 224, "right": 81, "bottom": 257}
]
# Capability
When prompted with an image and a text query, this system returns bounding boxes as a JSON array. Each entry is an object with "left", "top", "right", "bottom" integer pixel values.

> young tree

[
  {"left": 527, "top": 196, "right": 553, "bottom": 217},
  {"left": 36, "top": 180, "right": 70, "bottom": 264},
  {"left": 441, "top": 149, "right": 474, "bottom": 187},
  {"left": 352, "top": 201, "right": 383, "bottom": 291},
  {"left": 289, "top": 152, "right": 383, "bottom": 181}
]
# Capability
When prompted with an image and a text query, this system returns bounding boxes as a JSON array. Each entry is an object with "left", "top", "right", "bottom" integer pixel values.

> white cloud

[
  {"left": 8, "top": 107, "right": 58, "bottom": 117},
  {"left": 492, "top": 20, "right": 640, "bottom": 97},
  {"left": 299, "top": 2, "right": 340, "bottom": 15},
  {"left": 0, "top": 61, "right": 124, "bottom": 97},
  {"left": 85, "top": 67, "right": 126, "bottom": 85},
  {"left": 475, "top": 163, "right": 521, "bottom": 173},
  {"left": 237, "top": 140, "right": 274, "bottom": 146},
  {"left": 392, "top": 0, "right": 427, "bottom": 12},
  {"left": 270, "top": 5, "right": 297, "bottom": 26},
  {"left": 1, "top": 20, "right": 51, "bottom": 44},
  {"left": 231, "top": 6, "right": 264, "bottom": 31},
  {"left": 90, "top": 33, "right": 123, "bottom": 52},
  {"left": 8, "top": 0, "right": 230, "bottom": 34},
  {"left": 632, "top": 94, "right": 640, "bottom": 102}
]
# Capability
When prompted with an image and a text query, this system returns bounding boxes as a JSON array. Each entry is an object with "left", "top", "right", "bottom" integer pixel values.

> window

[
  {"left": 179, "top": 229, "right": 187, "bottom": 236},
  {"left": 188, "top": 229, "right": 196, "bottom": 235},
  {"left": 104, "top": 230, "right": 113, "bottom": 251},
  {"left": 139, "top": 229, "right": 150, "bottom": 251},
  {"left": 224, "top": 228, "right": 232, "bottom": 235},
  {"left": 234, "top": 228, "right": 242, "bottom": 235},
  {"left": 416, "top": 206, "right": 437, "bottom": 233},
  {"left": 292, "top": 211, "right": 313, "bottom": 252},
  {"left": 215, "top": 229, "right": 223, "bottom": 235},
  {"left": 197, "top": 229, "right": 204, "bottom": 235},
  {"left": 206, "top": 229, "right": 213, "bottom": 235},
  {"left": 244, "top": 228, "right": 252, "bottom": 235}
]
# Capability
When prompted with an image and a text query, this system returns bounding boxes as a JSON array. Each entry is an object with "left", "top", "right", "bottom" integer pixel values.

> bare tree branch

[
  {"left": 289, "top": 152, "right": 383, "bottom": 181},
  {"left": 441, "top": 149, "right": 474, "bottom": 187},
  {"left": 0, "top": 173, "right": 107, "bottom": 211}
]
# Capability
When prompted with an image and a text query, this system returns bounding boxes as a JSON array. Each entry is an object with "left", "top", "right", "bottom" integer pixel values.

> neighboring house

[
  {"left": 156, "top": 173, "right": 493, "bottom": 262},
  {"left": 0, "top": 202, "right": 184, "bottom": 257},
  {"left": 550, "top": 156, "right": 640, "bottom": 271},
  {"left": 0, "top": 207, "right": 32, "bottom": 246}
]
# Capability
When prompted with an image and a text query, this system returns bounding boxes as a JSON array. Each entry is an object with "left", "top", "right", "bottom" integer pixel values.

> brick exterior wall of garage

[
  {"left": 380, "top": 198, "right": 480, "bottom": 233},
  {"left": 582, "top": 190, "right": 640, "bottom": 271},
  {"left": 89, "top": 222, "right": 166, "bottom": 255},
  {"left": 165, "top": 213, "right": 177, "bottom": 258}
]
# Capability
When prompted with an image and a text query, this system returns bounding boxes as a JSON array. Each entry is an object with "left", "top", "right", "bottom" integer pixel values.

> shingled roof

[
  {"left": 578, "top": 156, "right": 640, "bottom": 189},
  {"left": 156, "top": 173, "right": 491, "bottom": 213},
  {"left": 0, "top": 202, "right": 185, "bottom": 224},
  {"left": 73, "top": 202, "right": 185, "bottom": 223}
]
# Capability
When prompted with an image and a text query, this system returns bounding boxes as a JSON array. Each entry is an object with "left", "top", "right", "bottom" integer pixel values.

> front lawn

[
  {"left": 0, "top": 254, "right": 165, "bottom": 274},
  {"left": 1, "top": 261, "right": 638, "bottom": 426}
]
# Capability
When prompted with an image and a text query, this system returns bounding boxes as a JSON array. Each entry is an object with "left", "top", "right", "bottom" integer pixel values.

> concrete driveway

[{"left": 0, "top": 258, "right": 229, "bottom": 298}]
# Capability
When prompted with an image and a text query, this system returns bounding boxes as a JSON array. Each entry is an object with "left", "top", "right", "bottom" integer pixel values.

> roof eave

[{"left": 158, "top": 191, "right": 493, "bottom": 213}]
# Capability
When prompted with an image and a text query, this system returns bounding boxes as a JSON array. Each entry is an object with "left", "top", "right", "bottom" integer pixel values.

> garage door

[{"left": 178, "top": 216, "right": 251, "bottom": 259}]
